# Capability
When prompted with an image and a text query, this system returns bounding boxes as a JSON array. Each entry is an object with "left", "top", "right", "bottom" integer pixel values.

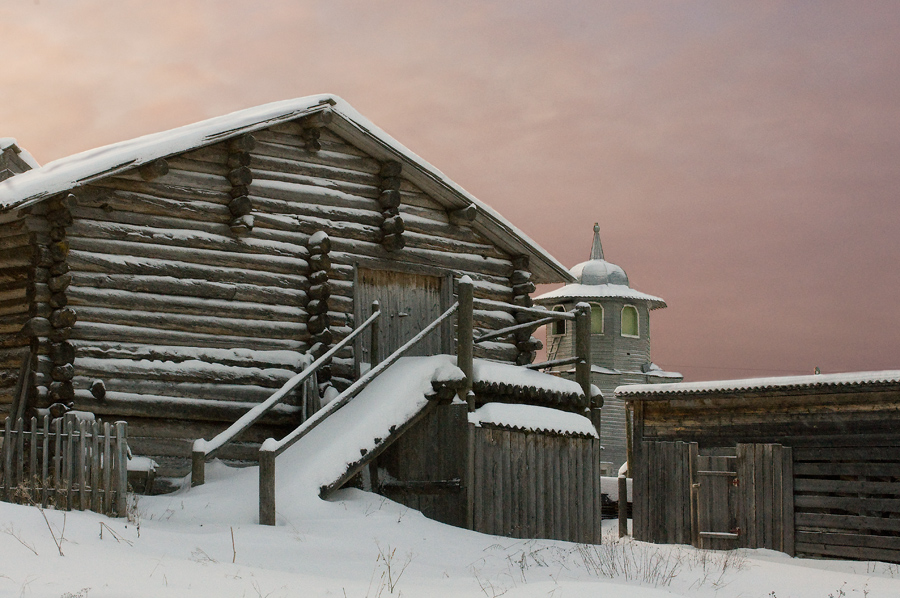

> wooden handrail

[
  {"left": 473, "top": 315, "right": 559, "bottom": 344},
  {"left": 259, "top": 301, "right": 459, "bottom": 525},
  {"left": 190, "top": 307, "right": 382, "bottom": 487},
  {"left": 472, "top": 297, "right": 576, "bottom": 320}
]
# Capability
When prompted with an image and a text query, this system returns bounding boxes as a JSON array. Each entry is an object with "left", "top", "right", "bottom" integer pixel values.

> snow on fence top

[
  {"left": 616, "top": 369, "right": 900, "bottom": 398},
  {"left": 468, "top": 402, "right": 598, "bottom": 438},
  {"left": 473, "top": 359, "right": 586, "bottom": 396},
  {"left": 0, "top": 94, "right": 570, "bottom": 283}
]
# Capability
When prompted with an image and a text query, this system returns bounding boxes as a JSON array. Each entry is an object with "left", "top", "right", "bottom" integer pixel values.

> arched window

[
  {"left": 621, "top": 305, "right": 639, "bottom": 337},
  {"left": 551, "top": 305, "right": 567, "bottom": 335},
  {"left": 589, "top": 303, "right": 604, "bottom": 334}
]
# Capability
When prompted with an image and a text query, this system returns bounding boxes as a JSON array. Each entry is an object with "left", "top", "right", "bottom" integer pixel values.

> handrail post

[
  {"left": 191, "top": 439, "right": 206, "bottom": 487},
  {"left": 259, "top": 444, "right": 276, "bottom": 526},
  {"left": 457, "top": 276, "right": 474, "bottom": 407},
  {"left": 115, "top": 421, "right": 128, "bottom": 517},
  {"left": 574, "top": 301, "right": 598, "bottom": 427},
  {"left": 370, "top": 300, "right": 380, "bottom": 368}
]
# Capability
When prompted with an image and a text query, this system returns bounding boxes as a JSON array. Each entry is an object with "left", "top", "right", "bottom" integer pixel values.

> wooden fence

[
  {"left": 0, "top": 414, "right": 129, "bottom": 516},
  {"left": 634, "top": 441, "right": 795, "bottom": 554},
  {"left": 472, "top": 425, "right": 602, "bottom": 544},
  {"left": 636, "top": 440, "right": 900, "bottom": 563}
]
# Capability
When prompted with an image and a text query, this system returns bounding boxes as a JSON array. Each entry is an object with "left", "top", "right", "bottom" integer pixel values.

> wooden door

[
  {"left": 696, "top": 453, "right": 741, "bottom": 550},
  {"left": 355, "top": 269, "right": 447, "bottom": 372}
]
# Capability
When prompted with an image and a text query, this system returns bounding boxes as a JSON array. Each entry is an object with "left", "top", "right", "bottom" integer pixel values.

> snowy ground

[
  {"left": 0, "top": 474, "right": 898, "bottom": 598},
  {"left": 2, "top": 357, "right": 897, "bottom": 597}
]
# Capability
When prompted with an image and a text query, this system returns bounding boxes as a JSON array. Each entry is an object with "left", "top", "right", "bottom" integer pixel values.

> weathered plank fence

[
  {"left": 634, "top": 441, "right": 795, "bottom": 554},
  {"left": 472, "top": 425, "right": 602, "bottom": 543},
  {"left": 0, "top": 414, "right": 128, "bottom": 516}
]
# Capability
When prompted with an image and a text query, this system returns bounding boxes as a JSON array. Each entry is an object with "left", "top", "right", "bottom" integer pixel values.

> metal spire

[{"left": 590, "top": 223, "right": 604, "bottom": 260}]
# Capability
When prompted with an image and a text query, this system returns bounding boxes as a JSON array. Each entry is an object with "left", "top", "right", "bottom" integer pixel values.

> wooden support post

[
  {"left": 466, "top": 416, "right": 476, "bottom": 530},
  {"left": 115, "top": 421, "right": 127, "bottom": 517},
  {"left": 191, "top": 440, "right": 206, "bottom": 487},
  {"left": 370, "top": 300, "right": 380, "bottom": 368},
  {"left": 259, "top": 447, "right": 276, "bottom": 526},
  {"left": 618, "top": 475, "right": 628, "bottom": 538},
  {"left": 457, "top": 277, "right": 474, "bottom": 404}
]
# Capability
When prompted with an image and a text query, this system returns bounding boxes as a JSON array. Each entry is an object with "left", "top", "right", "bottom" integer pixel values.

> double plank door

[{"left": 354, "top": 268, "right": 450, "bottom": 374}]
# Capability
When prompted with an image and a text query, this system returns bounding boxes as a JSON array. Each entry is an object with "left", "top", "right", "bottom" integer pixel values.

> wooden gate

[
  {"left": 696, "top": 452, "right": 740, "bottom": 550},
  {"left": 635, "top": 441, "right": 794, "bottom": 554},
  {"left": 354, "top": 269, "right": 448, "bottom": 373}
]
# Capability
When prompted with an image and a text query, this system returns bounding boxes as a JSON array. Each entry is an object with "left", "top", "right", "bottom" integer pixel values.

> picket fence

[{"left": 0, "top": 413, "right": 128, "bottom": 516}]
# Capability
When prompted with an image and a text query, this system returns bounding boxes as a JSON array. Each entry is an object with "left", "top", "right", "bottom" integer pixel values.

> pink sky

[{"left": 3, "top": 1, "right": 899, "bottom": 381}]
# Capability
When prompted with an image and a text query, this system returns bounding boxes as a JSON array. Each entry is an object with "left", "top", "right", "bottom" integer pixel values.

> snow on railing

[{"left": 190, "top": 305, "right": 383, "bottom": 487}]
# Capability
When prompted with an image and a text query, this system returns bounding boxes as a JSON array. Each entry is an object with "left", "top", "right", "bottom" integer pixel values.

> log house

[{"left": 0, "top": 95, "right": 573, "bottom": 478}]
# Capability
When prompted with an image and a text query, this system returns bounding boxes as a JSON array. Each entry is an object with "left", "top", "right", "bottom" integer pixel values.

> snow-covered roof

[
  {"left": 473, "top": 359, "right": 585, "bottom": 396},
  {"left": 0, "top": 137, "right": 40, "bottom": 172},
  {"left": 535, "top": 283, "right": 666, "bottom": 308},
  {"left": 616, "top": 369, "right": 900, "bottom": 398},
  {"left": 0, "top": 95, "right": 571, "bottom": 284},
  {"left": 468, "top": 402, "right": 598, "bottom": 438},
  {"left": 534, "top": 223, "right": 666, "bottom": 307}
]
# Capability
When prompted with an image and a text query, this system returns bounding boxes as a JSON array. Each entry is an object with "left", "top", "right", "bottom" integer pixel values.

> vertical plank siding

[
  {"left": 0, "top": 414, "right": 128, "bottom": 516},
  {"left": 471, "top": 425, "right": 601, "bottom": 544}
]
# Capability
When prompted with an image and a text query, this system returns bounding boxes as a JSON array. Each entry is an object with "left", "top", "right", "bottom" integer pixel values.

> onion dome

[{"left": 534, "top": 223, "right": 666, "bottom": 309}]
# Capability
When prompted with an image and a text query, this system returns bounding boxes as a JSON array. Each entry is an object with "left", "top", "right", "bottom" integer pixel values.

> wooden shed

[
  {"left": 617, "top": 370, "right": 900, "bottom": 563},
  {"left": 0, "top": 95, "right": 573, "bottom": 479}
]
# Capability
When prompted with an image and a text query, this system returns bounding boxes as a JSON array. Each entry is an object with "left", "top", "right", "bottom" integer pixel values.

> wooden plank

[
  {"left": 782, "top": 446, "right": 794, "bottom": 556},
  {"left": 793, "top": 478, "right": 900, "bottom": 494},
  {"left": 689, "top": 442, "right": 699, "bottom": 547},
  {"left": 796, "top": 530, "right": 900, "bottom": 551},
  {"left": 795, "top": 541, "right": 900, "bottom": 564},
  {"left": 501, "top": 429, "right": 512, "bottom": 536},
  {"left": 41, "top": 415, "right": 50, "bottom": 508},
  {"left": 763, "top": 443, "right": 773, "bottom": 549},
  {"left": 795, "top": 512, "right": 900, "bottom": 534},
  {"left": 525, "top": 432, "right": 536, "bottom": 539},
  {"left": 91, "top": 420, "right": 101, "bottom": 513},
  {"left": 771, "top": 444, "right": 784, "bottom": 552},
  {"left": 673, "top": 441, "right": 684, "bottom": 544},
  {"left": 535, "top": 433, "right": 546, "bottom": 539},
  {"left": 794, "top": 495, "right": 900, "bottom": 514},
  {"left": 568, "top": 439, "right": 578, "bottom": 543}
]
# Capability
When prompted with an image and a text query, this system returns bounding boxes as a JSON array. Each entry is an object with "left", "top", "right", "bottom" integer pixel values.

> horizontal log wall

[
  {"left": 249, "top": 123, "right": 523, "bottom": 384},
  {"left": 23, "top": 117, "right": 531, "bottom": 475},
  {"left": 0, "top": 214, "right": 36, "bottom": 411}
]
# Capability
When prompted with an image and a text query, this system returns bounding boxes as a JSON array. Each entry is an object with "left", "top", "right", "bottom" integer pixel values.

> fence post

[
  {"left": 457, "top": 277, "right": 474, "bottom": 406},
  {"left": 618, "top": 475, "right": 628, "bottom": 538},
  {"left": 191, "top": 440, "right": 206, "bottom": 487},
  {"left": 115, "top": 421, "right": 127, "bottom": 517},
  {"left": 259, "top": 445, "right": 276, "bottom": 526},
  {"left": 370, "top": 300, "right": 380, "bottom": 368}
]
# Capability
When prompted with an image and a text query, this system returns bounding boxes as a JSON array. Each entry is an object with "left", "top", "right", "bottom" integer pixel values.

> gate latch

[
  {"left": 731, "top": 477, "right": 740, "bottom": 487},
  {"left": 731, "top": 527, "right": 742, "bottom": 536}
]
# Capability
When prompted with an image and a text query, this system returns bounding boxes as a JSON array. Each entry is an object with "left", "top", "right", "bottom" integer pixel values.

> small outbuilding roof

[
  {"left": 616, "top": 369, "right": 900, "bottom": 399},
  {"left": 535, "top": 223, "right": 665, "bottom": 307},
  {"left": 0, "top": 95, "right": 572, "bottom": 284}
]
